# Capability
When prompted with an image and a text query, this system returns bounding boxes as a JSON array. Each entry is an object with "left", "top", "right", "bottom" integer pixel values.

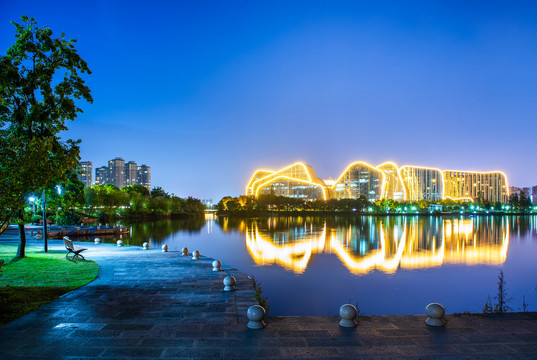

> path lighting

[
  {"left": 412, "top": 206, "right": 417, "bottom": 211},
  {"left": 367, "top": 207, "right": 373, "bottom": 212},
  {"left": 56, "top": 185, "right": 62, "bottom": 195}
]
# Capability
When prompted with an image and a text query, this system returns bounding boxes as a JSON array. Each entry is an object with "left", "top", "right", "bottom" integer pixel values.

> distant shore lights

[{"left": 246, "top": 162, "right": 509, "bottom": 203}]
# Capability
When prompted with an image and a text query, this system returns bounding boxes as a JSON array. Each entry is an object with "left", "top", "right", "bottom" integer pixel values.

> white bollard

[
  {"left": 162, "top": 244, "right": 168, "bottom": 252},
  {"left": 223, "top": 275, "right": 236, "bottom": 291},
  {"left": 247, "top": 305, "right": 266, "bottom": 329},
  {"left": 117, "top": 240, "right": 123, "bottom": 246},
  {"left": 339, "top": 304, "right": 358, "bottom": 328},
  {"left": 94, "top": 238, "right": 101, "bottom": 244},
  {"left": 212, "top": 260, "right": 222, "bottom": 271},
  {"left": 142, "top": 242, "right": 149, "bottom": 250},
  {"left": 182, "top": 247, "right": 189, "bottom": 256},
  {"left": 425, "top": 303, "right": 445, "bottom": 327},
  {"left": 192, "top": 250, "right": 200, "bottom": 260}
]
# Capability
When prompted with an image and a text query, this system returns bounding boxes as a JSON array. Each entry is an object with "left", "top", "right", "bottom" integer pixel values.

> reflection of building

[
  {"left": 77, "top": 161, "right": 93, "bottom": 187},
  {"left": 246, "top": 162, "right": 510, "bottom": 202},
  {"left": 331, "top": 162, "right": 385, "bottom": 201},
  {"left": 245, "top": 217, "right": 510, "bottom": 274},
  {"left": 444, "top": 171, "right": 509, "bottom": 203}
]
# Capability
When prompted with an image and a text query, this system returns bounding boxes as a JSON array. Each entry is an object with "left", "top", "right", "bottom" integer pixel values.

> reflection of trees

[
  {"left": 125, "top": 216, "right": 205, "bottom": 246},
  {"left": 245, "top": 216, "right": 514, "bottom": 274}
]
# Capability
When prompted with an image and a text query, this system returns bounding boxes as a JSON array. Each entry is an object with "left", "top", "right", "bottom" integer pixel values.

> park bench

[{"left": 63, "top": 236, "right": 87, "bottom": 260}]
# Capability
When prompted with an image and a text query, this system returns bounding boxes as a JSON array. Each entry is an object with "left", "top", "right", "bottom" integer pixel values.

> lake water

[{"left": 110, "top": 215, "right": 537, "bottom": 316}]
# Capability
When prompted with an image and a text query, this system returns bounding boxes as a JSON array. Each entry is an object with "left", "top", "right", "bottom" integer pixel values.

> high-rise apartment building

[
  {"left": 108, "top": 157, "right": 125, "bottom": 188},
  {"left": 95, "top": 166, "right": 108, "bottom": 185},
  {"left": 125, "top": 161, "right": 138, "bottom": 186},
  {"left": 77, "top": 161, "right": 93, "bottom": 187},
  {"left": 137, "top": 165, "right": 151, "bottom": 190}
]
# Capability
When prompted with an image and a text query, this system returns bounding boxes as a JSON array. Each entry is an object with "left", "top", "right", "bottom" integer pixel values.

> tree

[{"left": 0, "top": 16, "right": 92, "bottom": 256}]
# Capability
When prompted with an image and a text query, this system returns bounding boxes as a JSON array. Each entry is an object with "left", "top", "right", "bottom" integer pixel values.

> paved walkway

[{"left": 1, "top": 235, "right": 537, "bottom": 359}]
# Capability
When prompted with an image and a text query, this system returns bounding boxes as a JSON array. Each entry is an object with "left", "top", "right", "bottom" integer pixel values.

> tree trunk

[{"left": 16, "top": 211, "right": 26, "bottom": 258}]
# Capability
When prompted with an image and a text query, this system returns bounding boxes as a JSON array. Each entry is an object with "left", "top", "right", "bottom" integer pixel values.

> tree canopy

[{"left": 0, "top": 16, "right": 92, "bottom": 253}]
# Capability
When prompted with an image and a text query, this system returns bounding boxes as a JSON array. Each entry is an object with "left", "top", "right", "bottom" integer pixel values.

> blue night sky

[{"left": 2, "top": 1, "right": 537, "bottom": 200}]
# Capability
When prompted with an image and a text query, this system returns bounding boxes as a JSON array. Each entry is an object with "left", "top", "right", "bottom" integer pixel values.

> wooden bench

[{"left": 63, "top": 236, "right": 87, "bottom": 260}]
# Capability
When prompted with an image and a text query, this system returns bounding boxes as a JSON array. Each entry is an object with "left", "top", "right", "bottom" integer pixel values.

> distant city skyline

[
  {"left": 2, "top": 1, "right": 537, "bottom": 200},
  {"left": 83, "top": 157, "right": 151, "bottom": 190}
]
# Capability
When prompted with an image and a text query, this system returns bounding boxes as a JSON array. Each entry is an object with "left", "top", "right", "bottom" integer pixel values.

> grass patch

[{"left": 0, "top": 244, "right": 99, "bottom": 325}]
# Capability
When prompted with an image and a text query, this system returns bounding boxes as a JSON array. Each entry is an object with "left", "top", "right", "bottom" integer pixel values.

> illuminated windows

[
  {"left": 443, "top": 171, "right": 508, "bottom": 203},
  {"left": 332, "top": 162, "right": 385, "bottom": 201}
]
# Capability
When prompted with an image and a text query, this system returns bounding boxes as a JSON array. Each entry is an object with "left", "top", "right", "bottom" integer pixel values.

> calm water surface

[{"left": 109, "top": 215, "right": 537, "bottom": 316}]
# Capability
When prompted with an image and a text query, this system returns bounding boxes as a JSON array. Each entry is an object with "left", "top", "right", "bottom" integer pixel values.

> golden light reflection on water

[{"left": 244, "top": 217, "right": 509, "bottom": 274}]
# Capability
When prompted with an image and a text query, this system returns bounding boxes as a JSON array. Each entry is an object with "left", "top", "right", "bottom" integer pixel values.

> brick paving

[{"left": 1, "top": 233, "right": 537, "bottom": 359}]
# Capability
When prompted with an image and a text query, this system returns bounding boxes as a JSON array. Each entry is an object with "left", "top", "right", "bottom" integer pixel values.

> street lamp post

[{"left": 42, "top": 189, "right": 47, "bottom": 252}]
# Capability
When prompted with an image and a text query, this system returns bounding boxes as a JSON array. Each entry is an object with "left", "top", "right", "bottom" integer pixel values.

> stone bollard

[
  {"left": 212, "top": 260, "right": 222, "bottom": 271},
  {"left": 339, "top": 304, "right": 358, "bottom": 328},
  {"left": 143, "top": 242, "right": 149, "bottom": 250},
  {"left": 117, "top": 240, "right": 123, "bottom": 246},
  {"left": 223, "top": 275, "right": 236, "bottom": 291},
  {"left": 192, "top": 250, "right": 200, "bottom": 260},
  {"left": 247, "top": 305, "right": 266, "bottom": 329},
  {"left": 99, "top": 223, "right": 102, "bottom": 226},
  {"left": 425, "top": 303, "right": 445, "bottom": 326},
  {"left": 105, "top": 223, "right": 108, "bottom": 227},
  {"left": 162, "top": 244, "right": 168, "bottom": 252},
  {"left": 94, "top": 238, "right": 101, "bottom": 244},
  {"left": 182, "top": 247, "right": 189, "bottom": 256}
]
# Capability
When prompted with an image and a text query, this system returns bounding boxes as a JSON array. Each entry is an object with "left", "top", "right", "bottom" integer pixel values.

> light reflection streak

[{"left": 245, "top": 218, "right": 509, "bottom": 274}]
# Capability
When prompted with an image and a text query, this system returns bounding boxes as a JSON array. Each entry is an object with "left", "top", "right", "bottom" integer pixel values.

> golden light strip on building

[
  {"left": 442, "top": 169, "right": 510, "bottom": 203},
  {"left": 331, "top": 161, "right": 386, "bottom": 201},
  {"left": 377, "top": 161, "right": 407, "bottom": 201},
  {"left": 400, "top": 165, "right": 445, "bottom": 202},
  {"left": 245, "top": 169, "right": 274, "bottom": 196},
  {"left": 250, "top": 162, "right": 314, "bottom": 195},
  {"left": 254, "top": 175, "right": 328, "bottom": 200}
]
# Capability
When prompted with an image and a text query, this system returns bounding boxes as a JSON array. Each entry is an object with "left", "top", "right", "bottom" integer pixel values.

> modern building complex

[
  {"left": 77, "top": 161, "right": 93, "bottom": 187},
  {"left": 246, "top": 162, "right": 510, "bottom": 203},
  {"left": 80, "top": 158, "right": 151, "bottom": 189}
]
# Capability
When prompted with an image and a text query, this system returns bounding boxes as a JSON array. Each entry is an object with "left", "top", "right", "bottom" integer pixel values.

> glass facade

[
  {"left": 443, "top": 171, "right": 508, "bottom": 203},
  {"left": 332, "top": 162, "right": 385, "bottom": 201},
  {"left": 400, "top": 166, "right": 444, "bottom": 201},
  {"left": 251, "top": 163, "right": 327, "bottom": 200},
  {"left": 246, "top": 162, "right": 509, "bottom": 202}
]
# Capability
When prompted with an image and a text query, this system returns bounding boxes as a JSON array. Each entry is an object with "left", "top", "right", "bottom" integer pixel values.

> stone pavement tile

[
  {"left": 101, "top": 347, "right": 165, "bottom": 358},
  {"left": 304, "top": 336, "right": 363, "bottom": 347},
  {"left": 408, "top": 335, "right": 471, "bottom": 345},
  {"left": 277, "top": 329, "right": 332, "bottom": 338},
  {"left": 397, "top": 344, "right": 461, "bottom": 356},
  {"left": 377, "top": 328, "right": 433, "bottom": 336},
  {"left": 338, "top": 345, "right": 404, "bottom": 356},
  {"left": 83, "top": 337, "right": 144, "bottom": 347},
  {"left": 454, "top": 343, "right": 517, "bottom": 354},
  {"left": 222, "top": 347, "right": 283, "bottom": 359},
  {"left": 504, "top": 343, "right": 537, "bottom": 353},
  {"left": 280, "top": 346, "right": 341, "bottom": 358},
  {"left": 162, "top": 347, "right": 223, "bottom": 359}
]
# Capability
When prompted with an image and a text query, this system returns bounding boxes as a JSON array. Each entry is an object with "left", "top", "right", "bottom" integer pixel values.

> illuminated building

[
  {"left": 444, "top": 171, "right": 509, "bottom": 203},
  {"left": 137, "top": 164, "right": 151, "bottom": 190},
  {"left": 332, "top": 162, "right": 385, "bottom": 201},
  {"left": 246, "top": 162, "right": 509, "bottom": 202},
  {"left": 251, "top": 163, "right": 327, "bottom": 200},
  {"left": 95, "top": 166, "right": 108, "bottom": 186},
  {"left": 77, "top": 161, "right": 93, "bottom": 187},
  {"left": 377, "top": 162, "right": 405, "bottom": 201},
  {"left": 125, "top": 161, "right": 138, "bottom": 186},
  {"left": 108, "top": 157, "right": 125, "bottom": 188},
  {"left": 399, "top": 166, "right": 444, "bottom": 201}
]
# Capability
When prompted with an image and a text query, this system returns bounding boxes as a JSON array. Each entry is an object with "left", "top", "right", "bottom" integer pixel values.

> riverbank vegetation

[
  {"left": 217, "top": 192, "right": 536, "bottom": 216},
  {"left": 24, "top": 177, "right": 206, "bottom": 225},
  {"left": 0, "top": 244, "right": 99, "bottom": 325}
]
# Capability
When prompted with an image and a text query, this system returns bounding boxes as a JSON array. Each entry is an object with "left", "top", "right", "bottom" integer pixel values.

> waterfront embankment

[{"left": 0, "top": 234, "right": 536, "bottom": 359}]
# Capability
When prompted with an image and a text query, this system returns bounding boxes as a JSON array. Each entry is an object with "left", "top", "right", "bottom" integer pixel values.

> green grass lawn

[{"left": 0, "top": 244, "right": 99, "bottom": 325}]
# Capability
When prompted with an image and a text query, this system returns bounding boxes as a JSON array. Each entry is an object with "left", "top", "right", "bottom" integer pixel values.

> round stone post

[
  {"left": 223, "top": 275, "right": 236, "bottom": 291},
  {"left": 117, "top": 240, "right": 123, "bottom": 246},
  {"left": 142, "top": 242, "right": 149, "bottom": 250},
  {"left": 425, "top": 303, "right": 445, "bottom": 326},
  {"left": 212, "top": 260, "right": 222, "bottom": 271},
  {"left": 192, "top": 250, "right": 200, "bottom": 260},
  {"left": 339, "top": 304, "right": 358, "bottom": 328},
  {"left": 247, "top": 305, "right": 266, "bottom": 329},
  {"left": 162, "top": 244, "right": 168, "bottom": 252},
  {"left": 182, "top": 247, "right": 189, "bottom": 256},
  {"left": 94, "top": 238, "right": 101, "bottom": 244}
]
